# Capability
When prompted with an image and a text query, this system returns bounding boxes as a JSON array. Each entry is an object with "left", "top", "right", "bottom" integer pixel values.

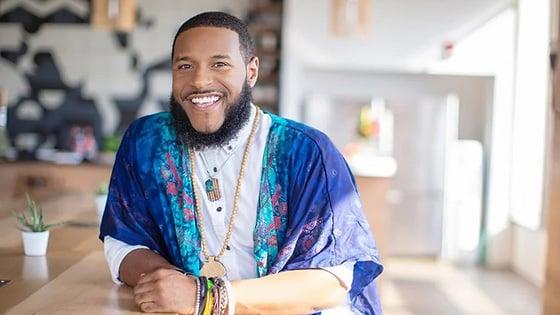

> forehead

[{"left": 173, "top": 26, "right": 243, "bottom": 60}]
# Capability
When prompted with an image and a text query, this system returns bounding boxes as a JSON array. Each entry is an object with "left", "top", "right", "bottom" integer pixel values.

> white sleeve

[
  {"left": 103, "top": 235, "right": 149, "bottom": 285},
  {"left": 321, "top": 261, "right": 355, "bottom": 292}
]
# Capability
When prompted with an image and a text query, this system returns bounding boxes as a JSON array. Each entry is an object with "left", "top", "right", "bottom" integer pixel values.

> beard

[{"left": 170, "top": 83, "right": 252, "bottom": 149}]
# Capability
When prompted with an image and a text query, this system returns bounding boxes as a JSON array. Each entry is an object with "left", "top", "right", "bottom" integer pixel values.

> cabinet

[
  {"left": 0, "top": 162, "right": 111, "bottom": 202},
  {"left": 355, "top": 176, "right": 390, "bottom": 262}
]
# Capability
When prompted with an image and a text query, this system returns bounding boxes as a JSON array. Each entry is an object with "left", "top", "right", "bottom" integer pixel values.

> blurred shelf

[{"left": 245, "top": 0, "right": 283, "bottom": 114}]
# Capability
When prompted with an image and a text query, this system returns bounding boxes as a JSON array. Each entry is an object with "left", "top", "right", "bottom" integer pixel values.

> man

[{"left": 100, "top": 11, "right": 382, "bottom": 314}]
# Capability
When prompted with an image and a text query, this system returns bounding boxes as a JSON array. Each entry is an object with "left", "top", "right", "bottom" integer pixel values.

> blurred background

[{"left": 0, "top": 0, "right": 559, "bottom": 314}]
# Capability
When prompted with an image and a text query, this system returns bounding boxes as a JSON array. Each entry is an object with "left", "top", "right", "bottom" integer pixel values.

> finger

[
  {"left": 133, "top": 281, "right": 156, "bottom": 295},
  {"left": 139, "top": 301, "right": 160, "bottom": 313},
  {"left": 137, "top": 268, "right": 173, "bottom": 285},
  {"left": 134, "top": 290, "right": 156, "bottom": 306},
  {"left": 136, "top": 272, "right": 156, "bottom": 285}
]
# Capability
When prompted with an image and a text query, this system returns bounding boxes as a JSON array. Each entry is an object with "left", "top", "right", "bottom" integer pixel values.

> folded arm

[
  {"left": 232, "top": 268, "right": 347, "bottom": 314},
  {"left": 112, "top": 242, "right": 348, "bottom": 314}
]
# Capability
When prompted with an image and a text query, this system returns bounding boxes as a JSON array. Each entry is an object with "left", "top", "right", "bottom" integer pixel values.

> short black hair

[{"left": 171, "top": 11, "right": 255, "bottom": 64}]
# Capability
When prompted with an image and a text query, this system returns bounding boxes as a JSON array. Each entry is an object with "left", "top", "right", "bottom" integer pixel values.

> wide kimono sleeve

[
  {"left": 98, "top": 119, "right": 169, "bottom": 259},
  {"left": 276, "top": 126, "right": 383, "bottom": 314}
]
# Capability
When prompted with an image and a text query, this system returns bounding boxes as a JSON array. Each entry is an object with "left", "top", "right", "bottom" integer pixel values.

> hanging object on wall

[
  {"left": 92, "top": 0, "right": 136, "bottom": 32},
  {"left": 441, "top": 41, "right": 455, "bottom": 60},
  {"left": 331, "top": 0, "right": 372, "bottom": 37}
]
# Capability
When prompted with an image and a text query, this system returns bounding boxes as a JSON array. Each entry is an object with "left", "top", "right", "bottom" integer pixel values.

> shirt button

[
  {"left": 228, "top": 145, "right": 232, "bottom": 150},
  {"left": 213, "top": 167, "right": 217, "bottom": 173},
  {"left": 216, "top": 207, "right": 222, "bottom": 212},
  {"left": 226, "top": 245, "right": 231, "bottom": 250}
]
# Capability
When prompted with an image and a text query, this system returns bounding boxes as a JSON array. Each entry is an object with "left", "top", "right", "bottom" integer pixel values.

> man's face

[{"left": 172, "top": 27, "right": 258, "bottom": 134}]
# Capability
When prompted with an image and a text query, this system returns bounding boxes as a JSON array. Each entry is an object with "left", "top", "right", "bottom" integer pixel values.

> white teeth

[{"left": 191, "top": 96, "right": 220, "bottom": 105}]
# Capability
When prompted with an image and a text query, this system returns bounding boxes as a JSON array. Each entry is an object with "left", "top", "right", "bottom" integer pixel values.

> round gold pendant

[{"left": 200, "top": 257, "right": 227, "bottom": 278}]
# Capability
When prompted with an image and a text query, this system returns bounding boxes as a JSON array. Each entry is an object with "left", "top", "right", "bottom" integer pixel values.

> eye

[
  {"left": 213, "top": 62, "right": 229, "bottom": 68},
  {"left": 177, "top": 63, "right": 192, "bottom": 70}
]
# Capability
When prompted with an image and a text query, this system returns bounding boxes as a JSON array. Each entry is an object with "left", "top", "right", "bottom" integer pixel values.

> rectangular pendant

[{"left": 205, "top": 178, "right": 221, "bottom": 202}]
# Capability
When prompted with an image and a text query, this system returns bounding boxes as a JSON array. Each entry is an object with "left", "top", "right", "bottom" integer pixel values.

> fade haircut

[{"left": 171, "top": 11, "right": 256, "bottom": 64}]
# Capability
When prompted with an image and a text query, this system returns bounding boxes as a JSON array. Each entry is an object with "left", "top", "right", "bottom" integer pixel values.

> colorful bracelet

[
  {"left": 213, "top": 278, "right": 228, "bottom": 315},
  {"left": 202, "top": 278, "right": 215, "bottom": 315},
  {"left": 193, "top": 276, "right": 233, "bottom": 315},
  {"left": 212, "top": 282, "right": 220, "bottom": 315}
]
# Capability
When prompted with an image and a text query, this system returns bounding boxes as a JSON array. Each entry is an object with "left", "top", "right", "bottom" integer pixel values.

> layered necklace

[{"left": 188, "top": 108, "right": 261, "bottom": 278}]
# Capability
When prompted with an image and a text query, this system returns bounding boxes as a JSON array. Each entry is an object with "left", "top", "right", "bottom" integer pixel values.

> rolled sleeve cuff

[
  {"left": 321, "top": 261, "right": 355, "bottom": 292},
  {"left": 103, "top": 235, "right": 149, "bottom": 285}
]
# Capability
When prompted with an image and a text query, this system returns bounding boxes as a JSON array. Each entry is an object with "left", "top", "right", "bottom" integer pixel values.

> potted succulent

[
  {"left": 14, "top": 195, "right": 63, "bottom": 256},
  {"left": 95, "top": 182, "right": 109, "bottom": 221}
]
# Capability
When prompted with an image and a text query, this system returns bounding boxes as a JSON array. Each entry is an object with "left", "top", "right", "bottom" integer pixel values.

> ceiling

[{"left": 285, "top": 0, "right": 514, "bottom": 71}]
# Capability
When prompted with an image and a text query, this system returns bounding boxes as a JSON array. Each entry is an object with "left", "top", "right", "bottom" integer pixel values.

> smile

[{"left": 187, "top": 93, "right": 223, "bottom": 111}]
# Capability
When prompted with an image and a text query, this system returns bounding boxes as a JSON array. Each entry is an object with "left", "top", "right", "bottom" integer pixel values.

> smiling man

[{"left": 99, "top": 11, "right": 382, "bottom": 314}]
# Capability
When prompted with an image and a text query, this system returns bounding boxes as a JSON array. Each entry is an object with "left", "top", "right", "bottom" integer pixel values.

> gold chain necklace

[{"left": 188, "top": 108, "right": 261, "bottom": 278}]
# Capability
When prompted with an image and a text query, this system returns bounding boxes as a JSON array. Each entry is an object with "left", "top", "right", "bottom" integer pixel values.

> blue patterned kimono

[{"left": 99, "top": 111, "right": 383, "bottom": 314}]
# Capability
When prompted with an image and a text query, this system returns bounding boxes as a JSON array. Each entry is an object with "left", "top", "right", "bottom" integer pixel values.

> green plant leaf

[
  {"left": 38, "top": 204, "right": 45, "bottom": 230},
  {"left": 14, "top": 211, "right": 31, "bottom": 231},
  {"left": 14, "top": 194, "right": 60, "bottom": 232},
  {"left": 26, "top": 195, "right": 37, "bottom": 228},
  {"left": 44, "top": 221, "right": 65, "bottom": 230}
]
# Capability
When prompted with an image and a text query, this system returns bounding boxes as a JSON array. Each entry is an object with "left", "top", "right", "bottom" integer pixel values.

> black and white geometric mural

[{"left": 0, "top": 0, "right": 250, "bottom": 157}]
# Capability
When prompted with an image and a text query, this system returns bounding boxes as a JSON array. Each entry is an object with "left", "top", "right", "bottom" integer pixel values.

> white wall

[
  {"left": 428, "top": 7, "right": 518, "bottom": 269},
  {"left": 507, "top": 0, "right": 553, "bottom": 288},
  {"left": 281, "top": 0, "right": 512, "bottom": 119},
  {"left": 510, "top": 0, "right": 551, "bottom": 230},
  {"left": 512, "top": 225, "right": 547, "bottom": 286}
]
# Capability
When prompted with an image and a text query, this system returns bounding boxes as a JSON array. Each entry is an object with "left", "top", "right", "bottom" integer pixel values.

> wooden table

[
  {"left": 0, "top": 193, "right": 154, "bottom": 314},
  {"left": 0, "top": 178, "right": 391, "bottom": 314}
]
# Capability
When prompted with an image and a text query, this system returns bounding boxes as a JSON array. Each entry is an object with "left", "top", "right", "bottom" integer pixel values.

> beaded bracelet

[
  {"left": 193, "top": 277, "right": 201, "bottom": 315},
  {"left": 197, "top": 276, "right": 207, "bottom": 315}
]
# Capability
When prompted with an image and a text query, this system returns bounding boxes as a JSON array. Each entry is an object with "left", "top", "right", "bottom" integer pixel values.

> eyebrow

[
  {"left": 173, "top": 54, "right": 232, "bottom": 64},
  {"left": 211, "top": 54, "right": 231, "bottom": 60},
  {"left": 173, "top": 56, "right": 192, "bottom": 64}
]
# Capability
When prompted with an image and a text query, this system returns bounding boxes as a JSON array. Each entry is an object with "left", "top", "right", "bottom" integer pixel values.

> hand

[{"left": 133, "top": 268, "right": 196, "bottom": 314}]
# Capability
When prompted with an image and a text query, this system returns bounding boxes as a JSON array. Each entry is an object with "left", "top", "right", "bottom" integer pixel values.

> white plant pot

[
  {"left": 22, "top": 230, "right": 49, "bottom": 256},
  {"left": 96, "top": 194, "right": 108, "bottom": 221}
]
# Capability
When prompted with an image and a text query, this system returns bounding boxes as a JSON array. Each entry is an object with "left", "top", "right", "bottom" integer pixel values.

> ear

[{"left": 246, "top": 57, "right": 259, "bottom": 88}]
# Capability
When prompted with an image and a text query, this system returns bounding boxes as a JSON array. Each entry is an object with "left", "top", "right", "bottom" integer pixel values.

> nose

[{"left": 191, "top": 67, "right": 212, "bottom": 90}]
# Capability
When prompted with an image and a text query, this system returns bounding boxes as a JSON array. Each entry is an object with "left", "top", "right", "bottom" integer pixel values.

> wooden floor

[
  {"left": 0, "top": 192, "right": 542, "bottom": 314},
  {"left": 380, "top": 258, "right": 541, "bottom": 315}
]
